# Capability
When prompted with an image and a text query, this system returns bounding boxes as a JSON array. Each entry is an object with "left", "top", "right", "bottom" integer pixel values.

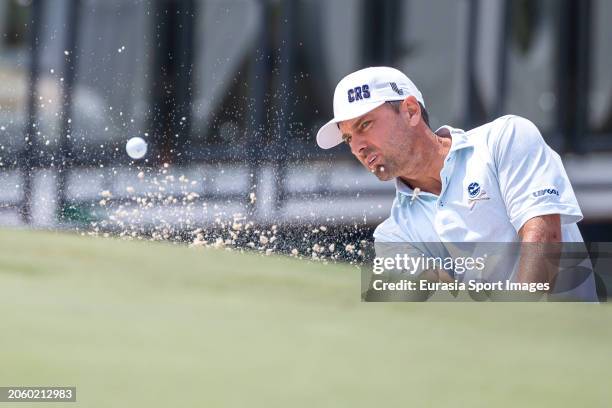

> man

[{"left": 316, "top": 67, "right": 596, "bottom": 300}]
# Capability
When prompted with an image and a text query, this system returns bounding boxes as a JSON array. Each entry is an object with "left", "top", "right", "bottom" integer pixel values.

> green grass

[{"left": 0, "top": 229, "right": 611, "bottom": 407}]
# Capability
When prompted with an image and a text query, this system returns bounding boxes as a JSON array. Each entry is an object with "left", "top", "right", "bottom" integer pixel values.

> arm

[
  {"left": 490, "top": 116, "right": 582, "bottom": 288},
  {"left": 516, "top": 214, "right": 561, "bottom": 285},
  {"left": 519, "top": 214, "right": 561, "bottom": 242}
]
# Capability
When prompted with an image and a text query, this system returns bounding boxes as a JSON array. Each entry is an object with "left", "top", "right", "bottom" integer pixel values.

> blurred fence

[{"left": 0, "top": 0, "right": 611, "bottom": 239}]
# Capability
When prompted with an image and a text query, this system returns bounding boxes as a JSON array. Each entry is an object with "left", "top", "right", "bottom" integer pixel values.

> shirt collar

[
  {"left": 395, "top": 177, "right": 418, "bottom": 196},
  {"left": 394, "top": 125, "right": 473, "bottom": 200},
  {"left": 434, "top": 125, "right": 473, "bottom": 153}
]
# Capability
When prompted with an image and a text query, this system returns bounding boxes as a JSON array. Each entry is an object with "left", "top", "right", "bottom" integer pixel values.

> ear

[{"left": 400, "top": 96, "right": 421, "bottom": 126}]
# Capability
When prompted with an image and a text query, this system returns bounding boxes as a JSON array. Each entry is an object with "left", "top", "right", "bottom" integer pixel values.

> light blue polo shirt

[
  {"left": 374, "top": 115, "right": 584, "bottom": 243},
  {"left": 372, "top": 115, "right": 597, "bottom": 300}
]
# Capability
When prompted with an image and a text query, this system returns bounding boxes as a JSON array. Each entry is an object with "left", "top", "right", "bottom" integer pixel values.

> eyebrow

[{"left": 339, "top": 113, "right": 371, "bottom": 139}]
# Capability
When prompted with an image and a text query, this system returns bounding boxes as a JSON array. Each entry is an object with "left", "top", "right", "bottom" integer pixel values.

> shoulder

[
  {"left": 487, "top": 114, "right": 536, "bottom": 129},
  {"left": 482, "top": 114, "right": 541, "bottom": 141},
  {"left": 467, "top": 115, "right": 545, "bottom": 157},
  {"left": 467, "top": 115, "right": 539, "bottom": 141}
]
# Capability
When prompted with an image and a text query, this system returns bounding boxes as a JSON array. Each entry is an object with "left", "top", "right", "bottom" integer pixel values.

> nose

[{"left": 351, "top": 134, "right": 368, "bottom": 159}]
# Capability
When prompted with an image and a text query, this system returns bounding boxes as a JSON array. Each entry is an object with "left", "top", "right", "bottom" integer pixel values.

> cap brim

[
  {"left": 316, "top": 101, "right": 386, "bottom": 149},
  {"left": 316, "top": 118, "right": 344, "bottom": 149}
]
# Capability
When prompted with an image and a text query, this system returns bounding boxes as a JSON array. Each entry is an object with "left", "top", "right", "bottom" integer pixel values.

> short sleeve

[{"left": 491, "top": 116, "right": 583, "bottom": 232}]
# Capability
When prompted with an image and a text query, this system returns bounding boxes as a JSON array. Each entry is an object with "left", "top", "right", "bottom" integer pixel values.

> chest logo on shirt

[
  {"left": 468, "top": 182, "right": 481, "bottom": 198},
  {"left": 467, "top": 182, "right": 490, "bottom": 209}
]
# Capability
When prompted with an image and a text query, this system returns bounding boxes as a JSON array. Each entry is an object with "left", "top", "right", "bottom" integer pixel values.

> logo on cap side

[
  {"left": 347, "top": 84, "right": 370, "bottom": 103},
  {"left": 390, "top": 82, "right": 403, "bottom": 95}
]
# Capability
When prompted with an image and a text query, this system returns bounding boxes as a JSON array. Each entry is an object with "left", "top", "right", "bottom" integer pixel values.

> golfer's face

[{"left": 338, "top": 103, "right": 404, "bottom": 181}]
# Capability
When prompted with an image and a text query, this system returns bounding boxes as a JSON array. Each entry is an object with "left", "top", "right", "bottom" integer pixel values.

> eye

[{"left": 359, "top": 120, "right": 372, "bottom": 131}]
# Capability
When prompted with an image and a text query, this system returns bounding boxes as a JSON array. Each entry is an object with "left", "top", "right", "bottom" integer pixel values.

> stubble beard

[{"left": 372, "top": 158, "right": 397, "bottom": 181}]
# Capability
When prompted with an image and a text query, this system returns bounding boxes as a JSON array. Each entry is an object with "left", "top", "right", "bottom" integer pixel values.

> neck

[{"left": 399, "top": 129, "right": 452, "bottom": 195}]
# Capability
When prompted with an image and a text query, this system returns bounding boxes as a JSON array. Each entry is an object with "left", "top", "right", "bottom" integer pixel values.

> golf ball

[{"left": 126, "top": 137, "right": 147, "bottom": 159}]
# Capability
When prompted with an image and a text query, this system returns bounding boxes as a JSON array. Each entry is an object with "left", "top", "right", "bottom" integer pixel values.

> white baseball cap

[{"left": 316, "top": 66, "right": 425, "bottom": 149}]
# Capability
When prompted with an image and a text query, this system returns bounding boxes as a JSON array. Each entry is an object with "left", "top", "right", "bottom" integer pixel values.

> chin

[{"left": 375, "top": 171, "right": 394, "bottom": 181}]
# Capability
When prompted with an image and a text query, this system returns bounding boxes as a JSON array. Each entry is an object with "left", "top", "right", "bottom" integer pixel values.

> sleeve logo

[{"left": 532, "top": 188, "right": 559, "bottom": 198}]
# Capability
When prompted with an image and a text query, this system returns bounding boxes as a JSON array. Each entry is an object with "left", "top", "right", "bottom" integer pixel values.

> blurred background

[{"left": 0, "top": 0, "right": 611, "bottom": 241}]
